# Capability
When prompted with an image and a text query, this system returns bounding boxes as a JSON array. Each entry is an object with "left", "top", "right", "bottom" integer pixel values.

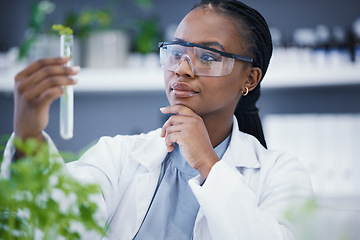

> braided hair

[{"left": 192, "top": 0, "right": 273, "bottom": 148}]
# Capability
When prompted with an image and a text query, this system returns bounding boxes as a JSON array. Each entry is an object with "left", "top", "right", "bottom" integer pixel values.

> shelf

[
  {"left": 262, "top": 62, "right": 360, "bottom": 88},
  {"left": 1, "top": 58, "right": 359, "bottom": 93}
]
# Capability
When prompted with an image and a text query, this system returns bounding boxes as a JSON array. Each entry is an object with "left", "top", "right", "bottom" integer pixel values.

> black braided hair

[{"left": 192, "top": 0, "right": 273, "bottom": 148}]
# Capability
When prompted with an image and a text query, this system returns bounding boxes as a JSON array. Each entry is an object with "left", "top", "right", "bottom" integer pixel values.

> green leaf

[
  {"left": 52, "top": 24, "right": 74, "bottom": 36},
  {"left": 0, "top": 136, "right": 107, "bottom": 238}
]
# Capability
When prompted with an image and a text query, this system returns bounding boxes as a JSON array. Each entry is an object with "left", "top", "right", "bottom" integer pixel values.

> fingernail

[
  {"left": 71, "top": 66, "right": 80, "bottom": 73},
  {"left": 160, "top": 107, "right": 166, "bottom": 113}
]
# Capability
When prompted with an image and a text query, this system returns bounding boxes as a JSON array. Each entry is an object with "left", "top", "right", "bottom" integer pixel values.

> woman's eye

[
  {"left": 170, "top": 49, "right": 183, "bottom": 59},
  {"left": 199, "top": 53, "right": 219, "bottom": 63}
]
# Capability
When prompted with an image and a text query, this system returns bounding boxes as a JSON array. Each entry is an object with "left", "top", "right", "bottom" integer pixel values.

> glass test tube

[{"left": 60, "top": 34, "right": 74, "bottom": 139}]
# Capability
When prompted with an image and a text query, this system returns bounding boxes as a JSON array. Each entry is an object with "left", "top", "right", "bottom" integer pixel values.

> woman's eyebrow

[
  {"left": 201, "top": 41, "right": 225, "bottom": 51},
  {"left": 173, "top": 37, "right": 225, "bottom": 51}
]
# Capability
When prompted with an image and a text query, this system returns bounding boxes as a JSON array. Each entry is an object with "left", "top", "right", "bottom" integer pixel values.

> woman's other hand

[{"left": 160, "top": 105, "right": 219, "bottom": 180}]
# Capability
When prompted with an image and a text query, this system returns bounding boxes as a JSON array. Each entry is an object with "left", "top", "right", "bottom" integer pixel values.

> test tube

[{"left": 60, "top": 34, "right": 74, "bottom": 139}]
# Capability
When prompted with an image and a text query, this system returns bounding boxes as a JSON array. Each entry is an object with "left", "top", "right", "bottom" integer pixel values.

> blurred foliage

[
  {"left": 52, "top": 24, "right": 74, "bottom": 36},
  {"left": 284, "top": 197, "right": 318, "bottom": 222},
  {"left": 18, "top": 1, "right": 55, "bottom": 60},
  {"left": 63, "top": 9, "right": 112, "bottom": 39},
  {"left": 0, "top": 134, "right": 11, "bottom": 165},
  {"left": 134, "top": 17, "right": 161, "bottom": 54},
  {"left": 284, "top": 197, "right": 358, "bottom": 240},
  {"left": 18, "top": 0, "right": 158, "bottom": 60},
  {"left": 0, "top": 137, "right": 106, "bottom": 239}
]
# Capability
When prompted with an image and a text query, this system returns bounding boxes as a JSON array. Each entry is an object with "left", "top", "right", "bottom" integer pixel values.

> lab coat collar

[
  {"left": 131, "top": 129, "right": 168, "bottom": 172},
  {"left": 223, "top": 116, "right": 261, "bottom": 169}
]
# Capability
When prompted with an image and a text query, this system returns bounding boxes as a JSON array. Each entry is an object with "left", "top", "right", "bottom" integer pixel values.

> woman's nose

[{"left": 175, "top": 55, "right": 195, "bottom": 78}]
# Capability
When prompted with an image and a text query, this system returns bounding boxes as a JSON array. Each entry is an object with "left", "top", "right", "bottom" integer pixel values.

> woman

[{"left": 2, "top": 0, "right": 312, "bottom": 239}]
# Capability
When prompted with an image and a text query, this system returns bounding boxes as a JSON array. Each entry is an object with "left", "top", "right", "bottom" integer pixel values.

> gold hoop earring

[{"left": 241, "top": 87, "right": 249, "bottom": 96}]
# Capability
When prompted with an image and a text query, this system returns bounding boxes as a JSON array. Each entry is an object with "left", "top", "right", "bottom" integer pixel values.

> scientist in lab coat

[{"left": 2, "top": 0, "right": 313, "bottom": 239}]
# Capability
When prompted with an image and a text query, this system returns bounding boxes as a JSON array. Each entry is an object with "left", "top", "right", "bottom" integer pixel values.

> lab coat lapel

[
  {"left": 224, "top": 116, "right": 261, "bottom": 169},
  {"left": 193, "top": 116, "right": 261, "bottom": 237},
  {"left": 193, "top": 207, "right": 206, "bottom": 239},
  {"left": 131, "top": 129, "right": 168, "bottom": 230},
  {"left": 132, "top": 129, "right": 168, "bottom": 172},
  {"left": 133, "top": 171, "right": 161, "bottom": 230}
]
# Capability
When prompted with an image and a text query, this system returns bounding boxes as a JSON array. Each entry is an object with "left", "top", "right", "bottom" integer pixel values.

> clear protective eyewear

[{"left": 158, "top": 41, "right": 254, "bottom": 77}]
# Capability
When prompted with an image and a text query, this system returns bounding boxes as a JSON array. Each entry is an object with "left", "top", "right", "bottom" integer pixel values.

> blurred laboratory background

[{"left": 1, "top": 0, "right": 360, "bottom": 236}]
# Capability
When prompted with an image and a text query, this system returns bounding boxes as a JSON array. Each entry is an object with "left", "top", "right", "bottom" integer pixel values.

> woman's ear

[{"left": 244, "top": 67, "right": 262, "bottom": 91}]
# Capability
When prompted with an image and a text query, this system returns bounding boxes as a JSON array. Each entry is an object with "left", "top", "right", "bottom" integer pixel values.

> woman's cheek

[{"left": 163, "top": 70, "right": 172, "bottom": 84}]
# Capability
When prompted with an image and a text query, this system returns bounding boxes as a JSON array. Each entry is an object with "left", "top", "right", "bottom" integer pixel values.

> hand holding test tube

[{"left": 52, "top": 25, "right": 74, "bottom": 139}]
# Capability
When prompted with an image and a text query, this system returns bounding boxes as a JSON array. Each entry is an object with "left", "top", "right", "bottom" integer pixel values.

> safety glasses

[{"left": 158, "top": 41, "right": 253, "bottom": 77}]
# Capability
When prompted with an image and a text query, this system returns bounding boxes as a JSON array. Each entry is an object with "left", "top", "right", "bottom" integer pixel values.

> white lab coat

[{"left": 2, "top": 116, "right": 312, "bottom": 240}]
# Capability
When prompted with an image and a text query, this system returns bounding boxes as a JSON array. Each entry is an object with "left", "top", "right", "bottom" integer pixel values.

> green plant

[
  {"left": 63, "top": 9, "right": 112, "bottom": 39},
  {"left": 133, "top": 17, "right": 161, "bottom": 54},
  {"left": 61, "top": 0, "right": 153, "bottom": 40},
  {"left": 18, "top": 1, "right": 55, "bottom": 60},
  {"left": 0, "top": 138, "right": 106, "bottom": 239},
  {"left": 52, "top": 24, "right": 73, "bottom": 36},
  {"left": 18, "top": 0, "right": 155, "bottom": 60}
]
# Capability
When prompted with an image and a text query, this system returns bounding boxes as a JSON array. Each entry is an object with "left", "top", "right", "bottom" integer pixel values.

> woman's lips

[{"left": 170, "top": 82, "right": 199, "bottom": 98}]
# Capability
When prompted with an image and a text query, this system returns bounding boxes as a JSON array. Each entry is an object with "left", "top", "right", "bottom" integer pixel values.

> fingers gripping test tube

[{"left": 60, "top": 34, "right": 74, "bottom": 139}]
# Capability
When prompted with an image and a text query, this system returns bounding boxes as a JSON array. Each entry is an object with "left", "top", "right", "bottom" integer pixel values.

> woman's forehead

[{"left": 173, "top": 9, "right": 245, "bottom": 53}]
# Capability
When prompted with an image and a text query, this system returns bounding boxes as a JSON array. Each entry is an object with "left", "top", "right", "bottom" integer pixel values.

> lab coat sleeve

[
  {"left": 189, "top": 153, "right": 313, "bottom": 240},
  {"left": 65, "top": 136, "right": 128, "bottom": 222}
]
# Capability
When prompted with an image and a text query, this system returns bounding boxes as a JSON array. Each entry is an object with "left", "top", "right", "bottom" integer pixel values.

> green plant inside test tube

[{"left": 52, "top": 25, "right": 74, "bottom": 139}]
